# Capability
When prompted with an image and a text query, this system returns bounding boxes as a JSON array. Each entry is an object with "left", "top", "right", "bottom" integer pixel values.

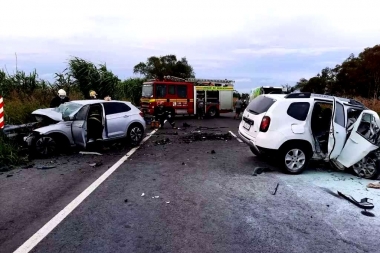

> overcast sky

[{"left": 1, "top": 0, "right": 380, "bottom": 93}]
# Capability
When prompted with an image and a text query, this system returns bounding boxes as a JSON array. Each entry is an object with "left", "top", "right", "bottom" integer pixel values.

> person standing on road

[
  {"left": 50, "top": 89, "right": 70, "bottom": 108},
  {"left": 197, "top": 98, "right": 205, "bottom": 119},
  {"left": 155, "top": 102, "right": 176, "bottom": 129},
  {"left": 234, "top": 97, "right": 243, "bottom": 119}
]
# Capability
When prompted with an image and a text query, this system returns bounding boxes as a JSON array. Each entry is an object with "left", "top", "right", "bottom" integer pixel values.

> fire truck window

[
  {"left": 177, "top": 85, "right": 187, "bottom": 98},
  {"left": 168, "top": 85, "right": 176, "bottom": 95},
  {"left": 156, "top": 85, "right": 166, "bottom": 98}
]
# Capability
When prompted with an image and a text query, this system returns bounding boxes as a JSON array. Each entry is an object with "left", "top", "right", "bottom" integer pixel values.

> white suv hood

[{"left": 32, "top": 108, "right": 63, "bottom": 122}]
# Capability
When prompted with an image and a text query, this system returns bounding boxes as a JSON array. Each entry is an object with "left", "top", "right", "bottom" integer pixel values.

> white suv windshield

[{"left": 247, "top": 96, "right": 276, "bottom": 115}]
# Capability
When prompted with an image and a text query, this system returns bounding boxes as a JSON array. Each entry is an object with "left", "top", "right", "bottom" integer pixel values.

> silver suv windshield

[{"left": 55, "top": 102, "right": 82, "bottom": 117}]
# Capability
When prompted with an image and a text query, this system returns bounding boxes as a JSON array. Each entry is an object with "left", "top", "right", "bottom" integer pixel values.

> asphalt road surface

[{"left": 1, "top": 113, "right": 380, "bottom": 253}]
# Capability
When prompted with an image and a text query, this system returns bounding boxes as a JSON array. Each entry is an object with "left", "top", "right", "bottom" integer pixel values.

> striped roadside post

[{"left": 0, "top": 96, "right": 4, "bottom": 129}]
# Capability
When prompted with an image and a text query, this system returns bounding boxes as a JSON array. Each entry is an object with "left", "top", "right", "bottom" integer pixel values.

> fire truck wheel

[{"left": 207, "top": 107, "right": 218, "bottom": 118}]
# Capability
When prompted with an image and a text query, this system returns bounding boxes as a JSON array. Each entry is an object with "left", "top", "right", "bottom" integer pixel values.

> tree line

[{"left": 293, "top": 44, "right": 380, "bottom": 99}]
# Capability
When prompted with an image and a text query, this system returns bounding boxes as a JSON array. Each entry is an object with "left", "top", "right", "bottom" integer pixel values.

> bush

[{"left": 0, "top": 133, "right": 28, "bottom": 170}]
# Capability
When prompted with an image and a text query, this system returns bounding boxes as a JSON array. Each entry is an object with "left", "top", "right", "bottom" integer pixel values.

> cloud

[{"left": 1, "top": 0, "right": 380, "bottom": 92}]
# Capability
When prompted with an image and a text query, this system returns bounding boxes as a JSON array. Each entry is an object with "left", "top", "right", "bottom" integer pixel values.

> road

[{"left": 1, "top": 114, "right": 380, "bottom": 253}]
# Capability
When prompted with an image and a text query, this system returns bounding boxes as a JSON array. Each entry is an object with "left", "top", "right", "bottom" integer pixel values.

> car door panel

[
  {"left": 103, "top": 102, "right": 131, "bottom": 138},
  {"left": 328, "top": 98, "right": 347, "bottom": 160},
  {"left": 71, "top": 105, "right": 90, "bottom": 148},
  {"left": 336, "top": 110, "right": 380, "bottom": 168}
]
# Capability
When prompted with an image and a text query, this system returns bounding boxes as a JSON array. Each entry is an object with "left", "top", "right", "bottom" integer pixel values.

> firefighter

[
  {"left": 50, "top": 89, "right": 70, "bottom": 108},
  {"left": 89, "top": 90, "right": 97, "bottom": 99},
  {"left": 197, "top": 98, "right": 205, "bottom": 119},
  {"left": 155, "top": 102, "right": 176, "bottom": 129}
]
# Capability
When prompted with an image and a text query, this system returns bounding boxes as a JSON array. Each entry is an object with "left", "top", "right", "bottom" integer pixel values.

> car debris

[
  {"left": 181, "top": 132, "right": 232, "bottom": 143},
  {"left": 337, "top": 191, "right": 374, "bottom": 211},
  {"left": 80, "top": 151, "right": 103, "bottom": 156},
  {"left": 183, "top": 123, "right": 191, "bottom": 127},
  {"left": 166, "top": 201, "right": 170, "bottom": 204},
  {"left": 367, "top": 182, "right": 380, "bottom": 189},
  {"left": 252, "top": 167, "right": 268, "bottom": 176},
  {"left": 211, "top": 150, "right": 216, "bottom": 154},
  {"left": 88, "top": 162, "right": 103, "bottom": 167},
  {"left": 36, "top": 165, "right": 56, "bottom": 170},
  {"left": 272, "top": 183, "right": 280, "bottom": 195},
  {"left": 141, "top": 193, "right": 145, "bottom": 197},
  {"left": 155, "top": 138, "right": 170, "bottom": 145},
  {"left": 6, "top": 174, "right": 13, "bottom": 178}
]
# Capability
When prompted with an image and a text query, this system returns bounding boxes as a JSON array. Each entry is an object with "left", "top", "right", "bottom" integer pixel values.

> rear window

[{"left": 247, "top": 96, "right": 276, "bottom": 115}]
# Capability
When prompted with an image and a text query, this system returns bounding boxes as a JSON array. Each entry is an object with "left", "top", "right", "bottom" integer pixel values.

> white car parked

[{"left": 238, "top": 92, "right": 380, "bottom": 179}]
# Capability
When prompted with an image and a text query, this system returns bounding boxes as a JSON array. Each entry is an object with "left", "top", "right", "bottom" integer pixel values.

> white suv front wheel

[{"left": 279, "top": 144, "right": 310, "bottom": 174}]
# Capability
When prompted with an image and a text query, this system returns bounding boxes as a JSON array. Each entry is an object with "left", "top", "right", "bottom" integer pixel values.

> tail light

[
  {"left": 259, "top": 116, "right": 271, "bottom": 132},
  {"left": 139, "top": 111, "right": 144, "bottom": 117}
]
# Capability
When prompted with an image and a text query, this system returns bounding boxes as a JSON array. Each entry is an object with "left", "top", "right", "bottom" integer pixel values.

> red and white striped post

[{"left": 0, "top": 96, "right": 4, "bottom": 129}]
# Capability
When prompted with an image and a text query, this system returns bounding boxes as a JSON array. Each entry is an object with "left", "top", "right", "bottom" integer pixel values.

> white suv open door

[
  {"left": 336, "top": 110, "right": 380, "bottom": 168},
  {"left": 327, "top": 98, "right": 347, "bottom": 160}
]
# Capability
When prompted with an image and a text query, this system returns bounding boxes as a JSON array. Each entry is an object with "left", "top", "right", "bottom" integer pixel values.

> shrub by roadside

[{"left": 0, "top": 132, "right": 28, "bottom": 171}]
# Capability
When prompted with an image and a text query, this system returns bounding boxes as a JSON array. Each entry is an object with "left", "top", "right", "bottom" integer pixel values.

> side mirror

[{"left": 63, "top": 116, "right": 71, "bottom": 121}]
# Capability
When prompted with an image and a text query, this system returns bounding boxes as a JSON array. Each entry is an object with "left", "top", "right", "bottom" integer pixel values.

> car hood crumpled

[{"left": 32, "top": 108, "right": 63, "bottom": 122}]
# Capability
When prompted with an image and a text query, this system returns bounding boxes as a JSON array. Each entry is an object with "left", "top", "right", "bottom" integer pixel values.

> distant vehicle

[
  {"left": 140, "top": 76, "right": 235, "bottom": 118},
  {"left": 238, "top": 92, "right": 380, "bottom": 179},
  {"left": 249, "top": 86, "right": 288, "bottom": 102},
  {"left": 25, "top": 100, "right": 146, "bottom": 156}
]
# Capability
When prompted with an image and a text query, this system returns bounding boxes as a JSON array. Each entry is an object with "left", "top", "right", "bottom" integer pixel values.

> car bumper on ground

[{"left": 238, "top": 130, "right": 261, "bottom": 155}]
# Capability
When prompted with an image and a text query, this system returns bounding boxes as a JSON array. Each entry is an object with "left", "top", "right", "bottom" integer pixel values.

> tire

[
  {"left": 127, "top": 124, "right": 144, "bottom": 146},
  {"left": 34, "top": 136, "right": 58, "bottom": 157},
  {"left": 351, "top": 153, "right": 380, "bottom": 179},
  {"left": 207, "top": 107, "right": 218, "bottom": 118},
  {"left": 279, "top": 143, "right": 310, "bottom": 174}
]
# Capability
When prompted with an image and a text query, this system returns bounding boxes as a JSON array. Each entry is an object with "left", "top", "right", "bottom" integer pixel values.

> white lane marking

[
  {"left": 228, "top": 131, "right": 237, "bottom": 138},
  {"left": 14, "top": 128, "right": 159, "bottom": 253}
]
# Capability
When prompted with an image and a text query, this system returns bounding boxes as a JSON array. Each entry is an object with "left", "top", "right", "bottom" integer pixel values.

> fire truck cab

[{"left": 140, "top": 76, "right": 235, "bottom": 118}]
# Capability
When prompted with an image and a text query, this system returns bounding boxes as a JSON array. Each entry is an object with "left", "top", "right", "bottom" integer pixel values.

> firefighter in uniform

[{"left": 155, "top": 102, "right": 176, "bottom": 129}]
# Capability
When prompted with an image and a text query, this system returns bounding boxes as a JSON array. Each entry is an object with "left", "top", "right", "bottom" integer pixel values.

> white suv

[{"left": 238, "top": 92, "right": 380, "bottom": 177}]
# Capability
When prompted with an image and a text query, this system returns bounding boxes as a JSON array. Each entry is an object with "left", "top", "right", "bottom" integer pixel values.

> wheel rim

[
  {"left": 285, "top": 149, "right": 306, "bottom": 172},
  {"left": 353, "top": 156, "right": 377, "bottom": 178},
  {"left": 130, "top": 127, "right": 142, "bottom": 142},
  {"left": 35, "top": 136, "right": 56, "bottom": 155}
]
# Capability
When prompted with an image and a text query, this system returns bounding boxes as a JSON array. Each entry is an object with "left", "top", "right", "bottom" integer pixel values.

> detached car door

[
  {"left": 71, "top": 105, "right": 90, "bottom": 148},
  {"left": 103, "top": 102, "right": 131, "bottom": 138},
  {"left": 336, "top": 110, "right": 380, "bottom": 168},
  {"left": 327, "top": 98, "right": 347, "bottom": 160}
]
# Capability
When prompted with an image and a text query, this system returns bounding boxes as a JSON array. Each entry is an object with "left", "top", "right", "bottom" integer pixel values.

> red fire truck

[{"left": 140, "top": 76, "right": 235, "bottom": 118}]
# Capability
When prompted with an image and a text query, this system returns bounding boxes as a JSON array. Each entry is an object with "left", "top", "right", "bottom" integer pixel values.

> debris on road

[
  {"left": 6, "top": 174, "right": 13, "bottom": 178},
  {"left": 181, "top": 132, "right": 232, "bottom": 143},
  {"left": 183, "top": 123, "right": 191, "bottom": 127},
  {"left": 79, "top": 151, "right": 102, "bottom": 156},
  {"left": 272, "top": 183, "right": 280, "bottom": 195},
  {"left": 88, "top": 162, "right": 103, "bottom": 167},
  {"left": 155, "top": 138, "right": 170, "bottom": 145},
  {"left": 211, "top": 150, "right": 216, "bottom": 154},
  {"left": 124, "top": 199, "right": 128, "bottom": 203},
  {"left": 166, "top": 201, "right": 170, "bottom": 204},
  {"left": 367, "top": 182, "right": 380, "bottom": 189},
  {"left": 37, "top": 165, "right": 56, "bottom": 170},
  {"left": 253, "top": 167, "right": 268, "bottom": 176},
  {"left": 337, "top": 191, "right": 374, "bottom": 211},
  {"left": 141, "top": 193, "right": 145, "bottom": 197}
]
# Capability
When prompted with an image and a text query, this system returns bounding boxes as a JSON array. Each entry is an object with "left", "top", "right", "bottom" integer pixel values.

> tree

[
  {"left": 133, "top": 55, "right": 195, "bottom": 80},
  {"left": 118, "top": 78, "right": 145, "bottom": 105},
  {"left": 68, "top": 57, "right": 120, "bottom": 99}
]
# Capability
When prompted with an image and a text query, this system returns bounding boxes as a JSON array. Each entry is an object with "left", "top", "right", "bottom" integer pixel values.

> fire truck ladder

[{"left": 164, "top": 76, "right": 235, "bottom": 85}]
